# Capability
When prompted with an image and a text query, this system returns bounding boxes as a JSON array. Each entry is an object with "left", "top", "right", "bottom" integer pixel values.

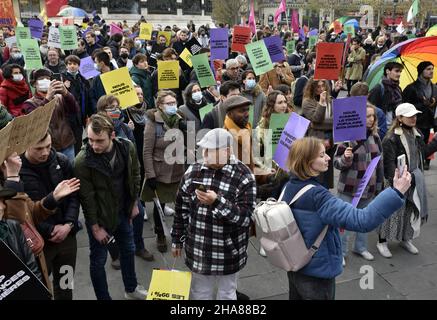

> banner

[
  {"left": 245, "top": 41, "right": 274, "bottom": 76},
  {"left": 231, "top": 26, "right": 252, "bottom": 53},
  {"left": 286, "top": 40, "right": 295, "bottom": 55},
  {"left": 48, "top": 27, "right": 62, "bottom": 49},
  {"left": 191, "top": 53, "right": 216, "bottom": 88},
  {"left": 45, "top": 0, "right": 68, "bottom": 17},
  {"left": 79, "top": 56, "right": 100, "bottom": 80},
  {"left": 210, "top": 28, "right": 229, "bottom": 60},
  {"left": 0, "top": 0, "right": 16, "bottom": 27},
  {"left": 60, "top": 26, "right": 78, "bottom": 50},
  {"left": 157, "top": 61, "right": 180, "bottom": 90},
  {"left": 20, "top": 39, "right": 43, "bottom": 70},
  {"left": 351, "top": 156, "right": 382, "bottom": 207},
  {"left": 28, "top": 19, "right": 44, "bottom": 40},
  {"left": 263, "top": 35, "right": 285, "bottom": 63},
  {"left": 314, "top": 42, "right": 343, "bottom": 80},
  {"left": 139, "top": 23, "right": 153, "bottom": 40},
  {"left": 199, "top": 104, "right": 214, "bottom": 122},
  {"left": 333, "top": 96, "right": 367, "bottom": 143},
  {"left": 179, "top": 48, "right": 193, "bottom": 68},
  {"left": 158, "top": 31, "right": 172, "bottom": 46},
  {"left": 147, "top": 269, "right": 191, "bottom": 300},
  {"left": 101, "top": 67, "right": 140, "bottom": 109},
  {"left": 270, "top": 113, "right": 291, "bottom": 155},
  {"left": 273, "top": 112, "right": 310, "bottom": 170},
  {"left": 15, "top": 27, "right": 31, "bottom": 48}
]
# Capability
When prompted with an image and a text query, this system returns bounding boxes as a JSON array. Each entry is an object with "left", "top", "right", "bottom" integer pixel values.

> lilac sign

[
  {"left": 333, "top": 96, "right": 367, "bottom": 143},
  {"left": 273, "top": 112, "right": 311, "bottom": 170},
  {"left": 351, "top": 156, "right": 382, "bottom": 207},
  {"left": 79, "top": 56, "right": 100, "bottom": 80},
  {"left": 28, "top": 19, "right": 44, "bottom": 39},
  {"left": 263, "top": 36, "right": 285, "bottom": 63},
  {"left": 210, "top": 28, "right": 229, "bottom": 60}
]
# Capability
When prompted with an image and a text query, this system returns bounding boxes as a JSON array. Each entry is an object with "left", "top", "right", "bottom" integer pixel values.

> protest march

[{"left": 2, "top": 0, "right": 437, "bottom": 303}]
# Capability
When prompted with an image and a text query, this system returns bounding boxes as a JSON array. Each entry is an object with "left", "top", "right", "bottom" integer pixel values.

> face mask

[
  {"left": 377, "top": 44, "right": 383, "bottom": 48},
  {"left": 192, "top": 91, "right": 203, "bottom": 102},
  {"left": 146, "top": 46, "right": 152, "bottom": 52},
  {"left": 294, "top": 36, "right": 300, "bottom": 41},
  {"left": 108, "top": 109, "right": 121, "bottom": 119},
  {"left": 68, "top": 70, "right": 78, "bottom": 76},
  {"left": 94, "top": 63, "right": 101, "bottom": 71},
  {"left": 37, "top": 79, "right": 51, "bottom": 92},
  {"left": 95, "top": 31, "right": 101, "bottom": 36},
  {"left": 12, "top": 74, "right": 23, "bottom": 82},
  {"left": 135, "top": 40, "right": 142, "bottom": 47},
  {"left": 12, "top": 53, "right": 22, "bottom": 59},
  {"left": 164, "top": 104, "right": 177, "bottom": 115},
  {"left": 120, "top": 53, "right": 129, "bottom": 59},
  {"left": 245, "top": 79, "right": 256, "bottom": 90}
]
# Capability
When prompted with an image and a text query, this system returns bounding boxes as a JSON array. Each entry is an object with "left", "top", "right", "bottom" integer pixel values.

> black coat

[
  {"left": 19, "top": 150, "right": 80, "bottom": 240},
  {"left": 402, "top": 79, "right": 437, "bottom": 129},
  {"left": 62, "top": 71, "right": 92, "bottom": 127}
]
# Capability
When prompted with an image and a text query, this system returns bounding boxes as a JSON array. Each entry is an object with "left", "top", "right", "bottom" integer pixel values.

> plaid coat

[
  {"left": 334, "top": 134, "right": 384, "bottom": 200},
  {"left": 171, "top": 155, "right": 257, "bottom": 275}
]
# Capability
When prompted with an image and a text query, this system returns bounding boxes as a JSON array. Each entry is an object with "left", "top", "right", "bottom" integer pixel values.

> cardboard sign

[
  {"left": 158, "top": 31, "right": 172, "bottom": 46},
  {"left": 351, "top": 156, "right": 382, "bottom": 207},
  {"left": 210, "top": 28, "right": 229, "bottom": 60},
  {"left": 231, "top": 26, "right": 252, "bottom": 53},
  {"left": 314, "top": 42, "right": 344, "bottom": 80},
  {"left": 139, "top": 23, "right": 153, "bottom": 40},
  {"left": 147, "top": 269, "right": 191, "bottom": 300},
  {"left": 60, "top": 26, "right": 78, "bottom": 50},
  {"left": 334, "top": 21, "right": 342, "bottom": 34},
  {"left": 28, "top": 19, "right": 44, "bottom": 39},
  {"left": 309, "top": 35, "right": 318, "bottom": 49},
  {"left": 286, "top": 40, "right": 295, "bottom": 55},
  {"left": 199, "top": 103, "right": 214, "bottom": 122},
  {"left": 270, "top": 113, "right": 291, "bottom": 155},
  {"left": 179, "top": 48, "right": 193, "bottom": 68},
  {"left": 273, "top": 112, "right": 311, "bottom": 170},
  {"left": 344, "top": 25, "right": 355, "bottom": 37},
  {"left": 157, "top": 60, "right": 180, "bottom": 90},
  {"left": 48, "top": 27, "right": 61, "bottom": 49},
  {"left": 79, "top": 56, "right": 100, "bottom": 80},
  {"left": 333, "top": 96, "right": 367, "bottom": 143},
  {"left": 245, "top": 41, "right": 274, "bottom": 76},
  {"left": 5, "top": 36, "right": 17, "bottom": 48},
  {"left": 15, "top": 27, "right": 31, "bottom": 48},
  {"left": 101, "top": 67, "right": 140, "bottom": 109},
  {"left": 263, "top": 35, "right": 286, "bottom": 63},
  {"left": 20, "top": 39, "right": 43, "bottom": 70},
  {"left": 186, "top": 37, "right": 202, "bottom": 55},
  {"left": 191, "top": 53, "right": 216, "bottom": 88}
]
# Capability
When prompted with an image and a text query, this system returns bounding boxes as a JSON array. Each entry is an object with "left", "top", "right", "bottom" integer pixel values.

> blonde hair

[
  {"left": 156, "top": 90, "right": 177, "bottom": 109},
  {"left": 366, "top": 103, "right": 378, "bottom": 136},
  {"left": 287, "top": 137, "right": 324, "bottom": 180}
]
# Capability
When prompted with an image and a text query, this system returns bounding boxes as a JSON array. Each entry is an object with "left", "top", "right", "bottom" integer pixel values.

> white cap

[
  {"left": 395, "top": 103, "right": 422, "bottom": 117},
  {"left": 197, "top": 128, "right": 234, "bottom": 150}
]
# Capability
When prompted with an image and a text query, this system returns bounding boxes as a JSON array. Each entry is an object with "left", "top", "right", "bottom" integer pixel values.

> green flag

[
  {"left": 407, "top": 0, "right": 419, "bottom": 22},
  {"left": 286, "top": 40, "right": 295, "bottom": 55},
  {"left": 245, "top": 40, "right": 274, "bottom": 76},
  {"left": 309, "top": 35, "right": 318, "bottom": 49},
  {"left": 60, "top": 26, "right": 78, "bottom": 50},
  {"left": 191, "top": 53, "right": 216, "bottom": 88},
  {"left": 20, "top": 39, "right": 43, "bottom": 70}
]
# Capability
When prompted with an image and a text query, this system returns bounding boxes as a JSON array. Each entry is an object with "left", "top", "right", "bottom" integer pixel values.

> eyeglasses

[
  {"left": 163, "top": 101, "right": 177, "bottom": 106},
  {"left": 228, "top": 67, "right": 239, "bottom": 70}
]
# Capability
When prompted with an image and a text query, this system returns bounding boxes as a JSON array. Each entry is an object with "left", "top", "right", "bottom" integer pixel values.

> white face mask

[
  {"left": 146, "top": 46, "right": 152, "bottom": 52},
  {"left": 192, "top": 91, "right": 203, "bottom": 102},
  {"left": 12, "top": 74, "right": 24, "bottom": 82},
  {"left": 37, "top": 79, "right": 51, "bottom": 92}
]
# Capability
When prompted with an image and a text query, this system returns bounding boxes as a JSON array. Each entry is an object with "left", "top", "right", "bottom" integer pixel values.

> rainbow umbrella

[
  {"left": 365, "top": 36, "right": 437, "bottom": 91},
  {"left": 328, "top": 17, "right": 353, "bottom": 30},
  {"left": 57, "top": 6, "right": 88, "bottom": 17},
  {"left": 426, "top": 25, "right": 437, "bottom": 37},
  {"left": 344, "top": 19, "right": 359, "bottom": 30}
]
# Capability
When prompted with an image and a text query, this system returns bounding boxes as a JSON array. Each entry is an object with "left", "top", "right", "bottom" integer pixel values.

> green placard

[
  {"left": 286, "top": 40, "right": 295, "bottom": 55},
  {"left": 15, "top": 27, "right": 31, "bottom": 48},
  {"left": 269, "top": 113, "right": 291, "bottom": 154},
  {"left": 199, "top": 103, "right": 214, "bottom": 122},
  {"left": 245, "top": 41, "right": 274, "bottom": 76},
  {"left": 60, "top": 26, "right": 78, "bottom": 50},
  {"left": 249, "top": 105, "right": 254, "bottom": 127},
  {"left": 309, "top": 35, "right": 318, "bottom": 49},
  {"left": 20, "top": 39, "right": 43, "bottom": 70},
  {"left": 344, "top": 25, "right": 355, "bottom": 37},
  {"left": 191, "top": 53, "right": 217, "bottom": 88}
]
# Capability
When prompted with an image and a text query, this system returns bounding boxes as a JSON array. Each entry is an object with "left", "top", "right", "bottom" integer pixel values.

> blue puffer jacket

[{"left": 280, "top": 177, "right": 405, "bottom": 279}]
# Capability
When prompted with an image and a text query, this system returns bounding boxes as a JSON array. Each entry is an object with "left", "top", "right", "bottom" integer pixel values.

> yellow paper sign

[
  {"left": 139, "top": 23, "right": 153, "bottom": 40},
  {"left": 147, "top": 270, "right": 192, "bottom": 300},
  {"left": 158, "top": 60, "right": 180, "bottom": 89},
  {"left": 158, "top": 31, "right": 172, "bottom": 46},
  {"left": 100, "top": 67, "right": 140, "bottom": 109},
  {"left": 179, "top": 48, "right": 193, "bottom": 68}
]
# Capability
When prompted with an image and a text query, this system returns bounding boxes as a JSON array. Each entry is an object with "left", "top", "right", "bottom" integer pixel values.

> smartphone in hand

[
  {"left": 397, "top": 154, "right": 406, "bottom": 177},
  {"left": 192, "top": 181, "right": 207, "bottom": 192},
  {"left": 52, "top": 73, "right": 63, "bottom": 82}
]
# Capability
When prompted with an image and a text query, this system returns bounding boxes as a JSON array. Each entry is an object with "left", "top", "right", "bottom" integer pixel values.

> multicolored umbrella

[
  {"left": 365, "top": 36, "right": 437, "bottom": 90},
  {"left": 426, "top": 25, "right": 437, "bottom": 37},
  {"left": 57, "top": 6, "right": 88, "bottom": 17},
  {"left": 344, "top": 19, "right": 359, "bottom": 30},
  {"left": 328, "top": 17, "right": 353, "bottom": 30}
]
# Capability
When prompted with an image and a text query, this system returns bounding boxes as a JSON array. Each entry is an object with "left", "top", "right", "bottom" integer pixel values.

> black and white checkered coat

[{"left": 171, "top": 155, "right": 257, "bottom": 275}]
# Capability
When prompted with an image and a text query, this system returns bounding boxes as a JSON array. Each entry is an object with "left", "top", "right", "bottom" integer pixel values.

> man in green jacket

[{"left": 74, "top": 113, "right": 147, "bottom": 300}]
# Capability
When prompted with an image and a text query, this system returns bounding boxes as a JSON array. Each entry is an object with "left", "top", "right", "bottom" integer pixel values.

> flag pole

[{"left": 284, "top": 0, "right": 289, "bottom": 32}]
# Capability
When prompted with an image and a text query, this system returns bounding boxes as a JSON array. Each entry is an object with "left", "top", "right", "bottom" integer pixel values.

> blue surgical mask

[
  {"left": 68, "top": 70, "right": 79, "bottom": 76},
  {"left": 164, "top": 104, "right": 177, "bottom": 115},
  {"left": 245, "top": 79, "right": 256, "bottom": 90}
]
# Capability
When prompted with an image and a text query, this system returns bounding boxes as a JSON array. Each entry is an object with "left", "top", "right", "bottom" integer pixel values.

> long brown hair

[
  {"left": 303, "top": 78, "right": 331, "bottom": 104},
  {"left": 260, "top": 90, "right": 286, "bottom": 127}
]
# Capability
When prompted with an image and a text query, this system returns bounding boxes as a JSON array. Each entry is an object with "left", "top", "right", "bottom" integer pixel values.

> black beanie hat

[{"left": 417, "top": 61, "right": 434, "bottom": 76}]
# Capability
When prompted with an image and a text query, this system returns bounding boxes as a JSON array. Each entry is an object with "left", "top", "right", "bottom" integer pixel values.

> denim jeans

[
  {"left": 338, "top": 194, "right": 372, "bottom": 256},
  {"left": 133, "top": 201, "right": 145, "bottom": 251},
  {"left": 287, "top": 271, "right": 335, "bottom": 300},
  {"left": 59, "top": 145, "right": 75, "bottom": 164},
  {"left": 86, "top": 214, "right": 138, "bottom": 300}
]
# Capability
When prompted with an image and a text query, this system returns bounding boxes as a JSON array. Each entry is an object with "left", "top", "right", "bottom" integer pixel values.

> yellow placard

[
  {"left": 158, "top": 31, "right": 172, "bottom": 46},
  {"left": 157, "top": 60, "right": 180, "bottom": 90},
  {"left": 100, "top": 67, "right": 140, "bottom": 109},
  {"left": 147, "top": 269, "right": 192, "bottom": 300},
  {"left": 179, "top": 48, "right": 193, "bottom": 68},
  {"left": 139, "top": 23, "right": 153, "bottom": 40}
]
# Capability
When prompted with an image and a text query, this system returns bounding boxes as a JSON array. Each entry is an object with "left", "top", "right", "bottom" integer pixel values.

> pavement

[{"left": 72, "top": 163, "right": 437, "bottom": 300}]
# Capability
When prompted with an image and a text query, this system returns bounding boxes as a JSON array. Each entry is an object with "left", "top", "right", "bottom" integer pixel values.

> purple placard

[
  {"left": 351, "top": 156, "right": 382, "bottom": 207},
  {"left": 210, "top": 28, "right": 229, "bottom": 60},
  {"left": 263, "top": 35, "right": 285, "bottom": 63},
  {"left": 28, "top": 19, "right": 44, "bottom": 39},
  {"left": 79, "top": 56, "right": 100, "bottom": 80},
  {"left": 333, "top": 96, "right": 367, "bottom": 143},
  {"left": 273, "top": 112, "right": 311, "bottom": 170}
]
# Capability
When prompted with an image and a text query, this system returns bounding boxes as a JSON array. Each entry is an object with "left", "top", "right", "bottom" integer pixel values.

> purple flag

[
  {"left": 210, "top": 28, "right": 229, "bottom": 60},
  {"left": 273, "top": 112, "right": 310, "bottom": 170},
  {"left": 263, "top": 35, "right": 285, "bottom": 63},
  {"left": 79, "top": 56, "right": 100, "bottom": 80},
  {"left": 351, "top": 156, "right": 382, "bottom": 207},
  {"left": 333, "top": 96, "right": 367, "bottom": 143},
  {"left": 28, "top": 19, "right": 44, "bottom": 39}
]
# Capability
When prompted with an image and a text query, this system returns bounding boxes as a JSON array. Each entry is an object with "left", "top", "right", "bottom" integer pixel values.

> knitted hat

[
  {"left": 417, "top": 61, "right": 434, "bottom": 76},
  {"left": 0, "top": 105, "right": 13, "bottom": 130}
]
